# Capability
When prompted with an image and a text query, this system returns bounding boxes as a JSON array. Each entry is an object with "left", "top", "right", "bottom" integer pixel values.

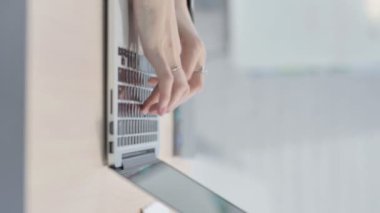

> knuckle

[
  {"left": 172, "top": 82, "right": 189, "bottom": 97},
  {"left": 193, "top": 40, "right": 205, "bottom": 54},
  {"left": 190, "top": 39, "right": 200, "bottom": 51},
  {"left": 194, "top": 83, "right": 204, "bottom": 93},
  {"left": 159, "top": 72, "right": 174, "bottom": 82},
  {"left": 183, "top": 37, "right": 205, "bottom": 54},
  {"left": 144, "top": 45, "right": 166, "bottom": 61},
  {"left": 176, "top": 83, "right": 188, "bottom": 94},
  {"left": 183, "top": 84, "right": 190, "bottom": 94},
  {"left": 179, "top": 81, "right": 190, "bottom": 90},
  {"left": 179, "top": 87, "right": 190, "bottom": 97}
]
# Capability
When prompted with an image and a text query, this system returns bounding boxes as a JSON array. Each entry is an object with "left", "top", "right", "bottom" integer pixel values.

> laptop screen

[{"left": 117, "top": 159, "right": 244, "bottom": 213}]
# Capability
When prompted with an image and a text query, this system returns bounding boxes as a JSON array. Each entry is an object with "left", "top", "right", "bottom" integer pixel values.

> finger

[
  {"left": 167, "top": 70, "right": 189, "bottom": 112},
  {"left": 148, "top": 76, "right": 159, "bottom": 86},
  {"left": 135, "top": 0, "right": 181, "bottom": 115},
  {"left": 142, "top": 46, "right": 174, "bottom": 115},
  {"left": 172, "top": 39, "right": 206, "bottom": 109},
  {"left": 188, "top": 71, "right": 204, "bottom": 95},
  {"left": 148, "top": 103, "right": 159, "bottom": 115},
  {"left": 157, "top": 72, "right": 173, "bottom": 115},
  {"left": 143, "top": 29, "right": 177, "bottom": 115},
  {"left": 181, "top": 44, "right": 199, "bottom": 79},
  {"left": 170, "top": 67, "right": 204, "bottom": 110},
  {"left": 141, "top": 86, "right": 159, "bottom": 114}
]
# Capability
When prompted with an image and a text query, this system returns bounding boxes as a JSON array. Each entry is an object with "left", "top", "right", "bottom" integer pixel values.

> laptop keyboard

[{"left": 116, "top": 47, "right": 159, "bottom": 149}]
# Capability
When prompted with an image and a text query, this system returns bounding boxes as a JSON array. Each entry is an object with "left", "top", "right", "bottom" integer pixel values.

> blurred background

[
  {"left": 2, "top": 0, "right": 379, "bottom": 212},
  {"left": 177, "top": 0, "right": 380, "bottom": 212}
]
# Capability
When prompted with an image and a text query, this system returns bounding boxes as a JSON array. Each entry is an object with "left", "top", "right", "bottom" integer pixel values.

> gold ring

[{"left": 170, "top": 65, "right": 181, "bottom": 72}]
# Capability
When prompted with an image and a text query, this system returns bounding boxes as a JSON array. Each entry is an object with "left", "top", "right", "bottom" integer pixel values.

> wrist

[
  {"left": 175, "top": 1, "right": 194, "bottom": 30},
  {"left": 174, "top": 0, "right": 188, "bottom": 9}
]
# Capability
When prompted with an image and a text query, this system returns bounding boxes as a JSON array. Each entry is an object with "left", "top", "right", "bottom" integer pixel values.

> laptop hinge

[{"left": 120, "top": 149, "right": 158, "bottom": 172}]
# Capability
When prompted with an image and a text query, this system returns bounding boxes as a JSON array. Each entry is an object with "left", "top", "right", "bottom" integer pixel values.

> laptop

[{"left": 106, "top": 0, "right": 245, "bottom": 212}]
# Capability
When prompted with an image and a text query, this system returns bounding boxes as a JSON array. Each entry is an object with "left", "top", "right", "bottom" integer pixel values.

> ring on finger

[
  {"left": 170, "top": 65, "right": 181, "bottom": 72},
  {"left": 194, "top": 65, "right": 207, "bottom": 74}
]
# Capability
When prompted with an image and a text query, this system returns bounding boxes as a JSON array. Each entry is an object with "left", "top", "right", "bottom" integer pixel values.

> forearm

[
  {"left": 174, "top": 0, "right": 188, "bottom": 11},
  {"left": 174, "top": 0, "right": 199, "bottom": 46}
]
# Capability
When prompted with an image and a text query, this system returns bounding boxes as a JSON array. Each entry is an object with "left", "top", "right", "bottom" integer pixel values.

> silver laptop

[{"left": 106, "top": 0, "right": 245, "bottom": 212}]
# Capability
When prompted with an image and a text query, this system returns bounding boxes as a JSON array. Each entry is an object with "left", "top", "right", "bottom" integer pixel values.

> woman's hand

[
  {"left": 134, "top": 0, "right": 206, "bottom": 115},
  {"left": 172, "top": 0, "right": 206, "bottom": 109}
]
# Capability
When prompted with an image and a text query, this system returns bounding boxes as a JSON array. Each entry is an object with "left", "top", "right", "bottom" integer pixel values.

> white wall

[
  {"left": 229, "top": 0, "right": 380, "bottom": 68},
  {"left": 190, "top": 59, "right": 380, "bottom": 213},
  {"left": 188, "top": 2, "right": 380, "bottom": 212}
]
